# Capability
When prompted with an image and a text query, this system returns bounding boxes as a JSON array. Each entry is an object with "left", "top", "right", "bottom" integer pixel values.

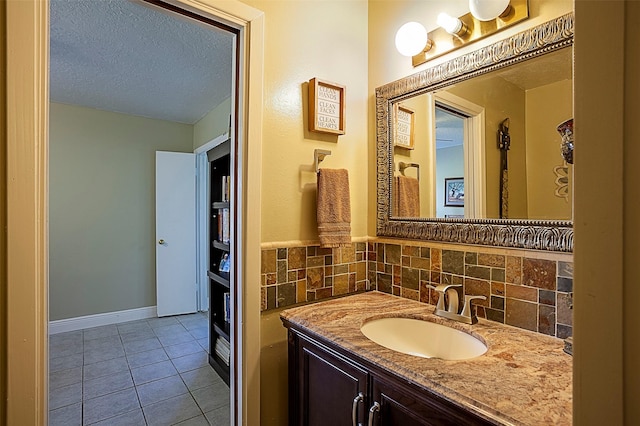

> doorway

[
  {"left": 48, "top": 0, "right": 237, "bottom": 422},
  {"left": 7, "top": 2, "right": 262, "bottom": 423},
  {"left": 435, "top": 105, "right": 466, "bottom": 219},
  {"left": 431, "top": 92, "right": 486, "bottom": 219},
  {"left": 6, "top": 0, "right": 263, "bottom": 423}
]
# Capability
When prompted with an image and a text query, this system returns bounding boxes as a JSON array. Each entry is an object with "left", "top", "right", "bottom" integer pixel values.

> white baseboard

[{"left": 49, "top": 306, "right": 157, "bottom": 335}]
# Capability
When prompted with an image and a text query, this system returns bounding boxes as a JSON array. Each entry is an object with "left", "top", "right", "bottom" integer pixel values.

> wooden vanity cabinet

[
  {"left": 291, "top": 332, "right": 369, "bottom": 426},
  {"left": 370, "top": 374, "right": 491, "bottom": 426},
  {"left": 287, "top": 326, "right": 494, "bottom": 426}
]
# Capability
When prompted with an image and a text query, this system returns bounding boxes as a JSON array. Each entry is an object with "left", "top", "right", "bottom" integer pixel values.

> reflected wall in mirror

[
  {"left": 376, "top": 13, "right": 574, "bottom": 252},
  {"left": 392, "top": 48, "right": 573, "bottom": 221}
]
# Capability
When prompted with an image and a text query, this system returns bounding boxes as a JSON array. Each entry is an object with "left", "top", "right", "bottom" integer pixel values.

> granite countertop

[{"left": 280, "top": 291, "right": 572, "bottom": 426}]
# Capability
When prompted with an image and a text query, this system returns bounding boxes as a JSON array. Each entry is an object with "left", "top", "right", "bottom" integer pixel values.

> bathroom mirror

[{"left": 376, "top": 13, "right": 574, "bottom": 252}]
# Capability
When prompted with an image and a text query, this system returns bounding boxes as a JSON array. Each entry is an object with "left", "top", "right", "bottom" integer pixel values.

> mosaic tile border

[
  {"left": 261, "top": 243, "right": 368, "bottom": 311},
  {"left": 261, "top": 240, "right": 572, "bottom": 339},
  {"left": 369, "top": 242, "right": 573, "bottom": 339}
]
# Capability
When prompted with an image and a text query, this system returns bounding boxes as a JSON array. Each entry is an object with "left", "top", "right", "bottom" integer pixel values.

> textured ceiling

[
  {"left": 497, "top": 47, "right": 572, "bottom": 90},
  {"left": 435, "top": 108, "right": 464, "bottom": 150},
  {"left": 50, "top": 0, "right": 234, "bottom": 124}
]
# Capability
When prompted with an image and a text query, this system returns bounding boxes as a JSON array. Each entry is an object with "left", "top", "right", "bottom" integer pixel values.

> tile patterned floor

[{"left": 49, "top": 313, "right": 230, "bottom": 425}]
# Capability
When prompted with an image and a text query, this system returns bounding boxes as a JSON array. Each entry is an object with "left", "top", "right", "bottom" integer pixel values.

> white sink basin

[{"left": 360, "top": 317, "right": 487, "bottom": 360}]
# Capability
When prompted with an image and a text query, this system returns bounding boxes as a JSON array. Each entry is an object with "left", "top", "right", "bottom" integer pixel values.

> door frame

[
  {"left": 195, "top": 132, "right": 230, "bottom": 312},
  {"left": 4, "top": 0, "right": 264, "bottom": 424},
  {"left": 431, "top": 91, "right": 486, "bottom": 219}
]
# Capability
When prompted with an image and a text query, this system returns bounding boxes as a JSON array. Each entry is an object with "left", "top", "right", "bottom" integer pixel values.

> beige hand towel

[
  {"left": 395, "top": 175, "right": 420, "bottom": 217},
  {"left": 317, "top": 169, "right": 352, "bottom": 248}
]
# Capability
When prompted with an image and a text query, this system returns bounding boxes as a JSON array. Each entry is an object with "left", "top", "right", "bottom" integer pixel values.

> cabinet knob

[
  {"left": 352, "top": 392, "right": 364, "bottom": 426},
  {"left": 368, "top": 402, "right": 380, "bottom": 426},
  {"left": 158, "top": 239, "right": 165, "bottom": 245}
]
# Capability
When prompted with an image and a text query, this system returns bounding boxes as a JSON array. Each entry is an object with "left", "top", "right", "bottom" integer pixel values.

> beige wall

[
  {"left": 242, "top": 0, "right": 369, "bottom": 244},
  {"left": 5, "top": 0, "right": 49, "bottom": 422},
  {"left": 193, "top": 97, "right": 232, "bottom": 150},
  {"left": 396, "top": 95, "right": 434, "bottom": 217},
  {"left": 445, "top": 75, "right": 573, "bottom": 221},
  {"left": 623, "top": 3, "right": 640, "bottom": 422},
  {"left": 260, "top": 308, "right": 289, "bottom": 425},
  {"left": 0, "top": 0, "right": 7, "bottom": 419},
  {"left": 237, "top": 0, "right": 368, "bottom": 423},
  {"left": 49, "top": 103, "right": 193, "bottom": 320},
  {"left": 393, "top": 94, "right": 434, "bottom": 217},
  {"left": 525, "top": 79, "right": 573, "bottom": 220},
  {"left": 573, "top": 0, "right": 640, "bottom": 424},
  {"left": 447, "top": 76, "right": 527, "bottom": 219}
]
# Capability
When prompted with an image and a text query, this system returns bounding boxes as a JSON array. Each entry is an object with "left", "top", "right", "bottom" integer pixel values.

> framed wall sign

[
  {"left": 394, "top": 104, "right": 415, "bottom": 149},
  {"left": 308, "top": 78, "right": 346, "bottom": 135}
]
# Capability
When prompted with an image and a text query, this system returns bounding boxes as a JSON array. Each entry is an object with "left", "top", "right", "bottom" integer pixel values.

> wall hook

[{"left": 314, "top": 149, "right": 331, "bottom": 173}]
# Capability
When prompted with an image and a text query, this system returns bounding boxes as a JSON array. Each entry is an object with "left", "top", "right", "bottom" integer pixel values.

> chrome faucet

[{"left": 432, "top": 284, "right": 486, "bottom": 325}]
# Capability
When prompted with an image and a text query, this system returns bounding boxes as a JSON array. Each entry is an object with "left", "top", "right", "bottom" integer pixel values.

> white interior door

[{"left": 156, "top": 151, "right": 197, "bottom": 317}]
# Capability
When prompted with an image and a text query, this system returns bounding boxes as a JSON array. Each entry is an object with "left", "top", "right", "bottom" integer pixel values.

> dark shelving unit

[
  {"left": 208, "top": 138, "right": 232, "bottom": 386},
  {"left": 212, "top": 241, "right": 230, "bottom": 252}
]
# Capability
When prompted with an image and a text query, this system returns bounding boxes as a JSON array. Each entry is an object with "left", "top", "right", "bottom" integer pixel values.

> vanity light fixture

[{"left": 397, "top": 0, "right": 529, "bottom": 67}]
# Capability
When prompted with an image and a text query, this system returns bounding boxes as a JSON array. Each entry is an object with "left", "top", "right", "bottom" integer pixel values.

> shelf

[
  {"left": 213, "top": 322, "right": 231, "bottom": 341},
  {"left": 208, "top": 135, "right": 232, "bottom": 388},
  {"left": 208, "top": 270, "right": 230, "bottom": 288},
  {"left": 212, "top": 201, "right": 230, "bottom": 209},
  {"left": 212, "top": 240, "right": 230, "bottom": 251},
  {"left": 207, "top": 138, "right": 231, "bottom": 162},
  {"left": 208, "top": 353, "right": 230, "bottom": 386},
  {"left": 210, "top": 322, "right": 231, "bottom": 386}
]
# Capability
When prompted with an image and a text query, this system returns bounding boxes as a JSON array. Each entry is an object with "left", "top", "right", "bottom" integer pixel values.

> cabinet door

[
  {"left": 371, "top": 375, "right": 492, "bottom": 426},
  {"left": 294, "top": 334, "right": 369, "bottom": 426}
]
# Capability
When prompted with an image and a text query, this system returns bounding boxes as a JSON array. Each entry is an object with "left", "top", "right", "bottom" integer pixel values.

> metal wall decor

[
  {"left": 375, "top": 13, "right": 574, "bottom": 252},
  {"left": 498, "top": 118, "right": 511, "bottom": 219},
  {"left": 557, "top": 118, "right": 574, "bottom": 164},
  {"left": 553, "top": 163, "right": 570, "bottom": 201}
]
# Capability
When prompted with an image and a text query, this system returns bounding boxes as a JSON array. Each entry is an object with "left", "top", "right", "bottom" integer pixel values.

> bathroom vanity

[{"left": 281, "top": 292, "right": 572, "bottom": 425}]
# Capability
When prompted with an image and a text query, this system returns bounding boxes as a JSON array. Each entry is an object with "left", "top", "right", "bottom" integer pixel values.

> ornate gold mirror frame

[{"left": 376, "top": 13, "right": 574, "bottom": 252}]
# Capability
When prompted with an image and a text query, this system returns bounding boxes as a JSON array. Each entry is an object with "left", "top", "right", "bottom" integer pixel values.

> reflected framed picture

[
  {"left": 219, "top": 252, "right": 230, "bottom": 273},
  {"left": 444, "top": 177, "right": 464, "bottom": 207},
  {"left": 393, "top": 104, "right": 415, "bottom": 149}
]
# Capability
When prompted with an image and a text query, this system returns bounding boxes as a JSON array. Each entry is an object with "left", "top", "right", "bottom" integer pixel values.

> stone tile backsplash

[
  {"left": 261, "top": 239, "right": 573, "bottom": 339},
  {"left": 261, "top": 242, "right": 369, "bottom": 311}
]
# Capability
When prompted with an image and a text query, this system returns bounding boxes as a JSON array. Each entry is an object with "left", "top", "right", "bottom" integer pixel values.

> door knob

[{"left": 158, "top": 239, "right": 165, "bottom": 245}]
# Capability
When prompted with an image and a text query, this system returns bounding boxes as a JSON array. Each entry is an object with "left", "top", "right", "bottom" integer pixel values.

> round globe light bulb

[
  {"left": 469, "top": 0, "right": 511, "bottom": 21},
  {"left": 437, "top": 13, "right": 463, "bottom": 35},
  {"left": 395, "top": 22, "right": 429, "bottom": 57}
]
